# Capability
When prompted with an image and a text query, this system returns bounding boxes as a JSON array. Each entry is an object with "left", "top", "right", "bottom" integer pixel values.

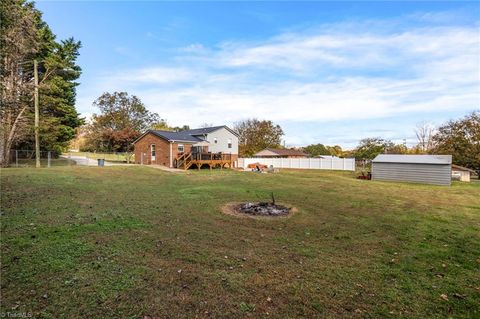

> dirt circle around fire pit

[{"left": 221, "top": 202, "right": 297, "bottom": 219}]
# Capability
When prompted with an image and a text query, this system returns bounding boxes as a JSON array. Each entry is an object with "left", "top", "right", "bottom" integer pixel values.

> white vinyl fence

[{"left": 237, "top": 157, "right": 355, "bottom": 171}]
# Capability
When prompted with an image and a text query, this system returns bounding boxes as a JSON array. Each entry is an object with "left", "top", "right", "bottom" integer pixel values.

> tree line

[{"left": 1, "top": 0, "right": 83, "bottom": 166}]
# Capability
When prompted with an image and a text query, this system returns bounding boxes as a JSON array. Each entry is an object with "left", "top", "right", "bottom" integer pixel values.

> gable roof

[
  {"left": 184, "top": 125, "right": 239, "bottom": 137},
  {"left": 133, "top": 125, "right": 238, "bottom": 144},
  {"left": 255, "top": 148, "right": 308, "bottom": 157},
  {"left": 372, "top": 154, "right": 452, "bottom": 165}
]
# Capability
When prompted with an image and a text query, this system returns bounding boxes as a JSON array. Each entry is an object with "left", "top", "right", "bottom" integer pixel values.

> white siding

[
  {"left": 372, "top": 162, "right": 451, "bottom": 186},
  {"left": 205, "top": 127, "right": 238, "bottom": 154},
  {"left": 237, "top": 157, "right": 355, "bottom": 171}
]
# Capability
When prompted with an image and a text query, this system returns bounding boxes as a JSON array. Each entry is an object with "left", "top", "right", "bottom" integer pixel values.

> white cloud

[
  {"left": 79, "top": 12, "right": 480, "bottom": 146},
  {"left": 105, "top": 67, "right": 193, "bottom": 85}
]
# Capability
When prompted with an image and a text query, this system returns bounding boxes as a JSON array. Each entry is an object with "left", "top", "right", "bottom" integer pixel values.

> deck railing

[
  {"left": 190, "top": 152, "right": 232, "bottom": 161},
  {"left": 175, "top": 152, "right": 233, "bottom": 169}
]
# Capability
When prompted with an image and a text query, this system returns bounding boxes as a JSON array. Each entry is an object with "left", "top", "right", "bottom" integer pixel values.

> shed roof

[{"left": 372, "top": 154, "right": 452, "bottom": 165}]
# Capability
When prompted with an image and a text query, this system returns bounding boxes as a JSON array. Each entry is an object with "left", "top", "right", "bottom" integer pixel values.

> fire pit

[
  {"left": 239, "top": 202, "right": 290, "bottom": 216},
  {"left": 221, "top": 201, "right": 295, "bottom": 218}
]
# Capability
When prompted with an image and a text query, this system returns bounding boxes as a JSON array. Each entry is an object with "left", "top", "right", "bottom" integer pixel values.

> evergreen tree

[{"left": 0, "top": 0, "right": 83, "bottom": 165}]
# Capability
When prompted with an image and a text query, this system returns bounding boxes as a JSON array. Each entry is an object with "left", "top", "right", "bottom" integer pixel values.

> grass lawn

[{"left": 1, "top": 167, "right": 479, "bottom": 318}]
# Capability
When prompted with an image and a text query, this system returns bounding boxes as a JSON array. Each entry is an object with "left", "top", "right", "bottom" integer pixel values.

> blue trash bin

[{"left": 97, "top": 159, "right": 105, "bottom": 167}]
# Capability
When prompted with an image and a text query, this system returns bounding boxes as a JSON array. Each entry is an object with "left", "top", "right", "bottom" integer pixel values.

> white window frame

[
  {"left": 151, "top": 144, "right": 156, "bottom": 159},
  {"left": 214, "top": 137, "right": 218, "bottom": 144},
  {"left": 227, "top": 138, "right": 232, "bottom": 149},
  {"left": 177, "top": 144, "right": 184, "bottom": 152}
]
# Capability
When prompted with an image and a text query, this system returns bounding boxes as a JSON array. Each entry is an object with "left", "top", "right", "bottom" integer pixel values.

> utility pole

[{"left": 34, "top": 59, "right": 40, "bottom": 168}]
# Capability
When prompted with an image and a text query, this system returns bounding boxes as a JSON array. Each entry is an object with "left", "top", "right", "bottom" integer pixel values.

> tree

[
  {"left": 16, "top": 36, "right": 84, "bottom": 154},
  {"left": 150, "top": 120, "right": 190, "bottom": 132},
  {"left": 303, "top": 143, "right": 331, "bottom": 157},
  {"left": 0, "top": 0, "right": 83, "bottom": 165},
  {"left": 0, "top": 0, "right": 39, "bottom": 165},
  {"left": 352, "top": 137, "right": 394, "bottom": 160},
  {"left": 172, "top": 125, "right": 190, "bottom": 132},
  {"left": 326, "top": 145, "right": 343, "bottom": 157},
  {"left": 386, "top": 143, "right": 408, "bottom": 154},
  {"left": 234, "top": 119, "right": 284, "bottom": 157},
  {"left": 431, "top": 111, "right": 480, "bottom": 170},
  {"left": 83, "top": 92, "right": 160, "bottom": 152},
  {"left": 151, "top": 119, "right": 172, "bottom": 131},
  {"left": 414, "top": 121, "right": 435, "bottom": 153}
]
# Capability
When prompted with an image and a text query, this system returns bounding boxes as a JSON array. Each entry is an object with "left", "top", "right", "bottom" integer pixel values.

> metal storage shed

[{"left": 371, "top": 154, "right": 452, "bottom": 186}]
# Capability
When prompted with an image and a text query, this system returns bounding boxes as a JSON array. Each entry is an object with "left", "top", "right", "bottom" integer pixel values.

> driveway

[{"left": 61, "top": 155, "right": 132, "bottom": 167}]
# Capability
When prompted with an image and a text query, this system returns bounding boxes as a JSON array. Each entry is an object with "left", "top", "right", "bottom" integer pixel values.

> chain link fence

[{"left": 7, "top": 150, "right": 135, "bottom": 167}]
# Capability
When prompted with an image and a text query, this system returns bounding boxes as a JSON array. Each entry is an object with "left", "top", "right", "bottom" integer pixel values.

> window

[
  {"left": 214, "top": 137, "right": 218, "bottom": 144},
  {"left": 177, "top": 144, "right": 184, "bottom": 152},
  {"left": 227, "top": 138, "right": 232, "bottom": 149},
  {"left": 151, "top": 144, "right": 156, "bottom": 157}
]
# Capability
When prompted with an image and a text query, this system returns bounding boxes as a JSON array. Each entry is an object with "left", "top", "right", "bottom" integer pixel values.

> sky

[{"left": 37, "top": 1, "right": 480, "bottom": 148}]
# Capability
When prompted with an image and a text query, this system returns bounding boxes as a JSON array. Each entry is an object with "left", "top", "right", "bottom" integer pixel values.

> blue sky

[{"left": 37, "top": 1, "right": 479, "bottom": 148}]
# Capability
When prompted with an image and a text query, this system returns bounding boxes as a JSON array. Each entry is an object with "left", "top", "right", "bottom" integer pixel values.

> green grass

[
  {"left": 1, "top": 166, "right": 479, "bottom": 318},
  {"left": 12, "top": 158, "right": 76, "bottom": 167}
]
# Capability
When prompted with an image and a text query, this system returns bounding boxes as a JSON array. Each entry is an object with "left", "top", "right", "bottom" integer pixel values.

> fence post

[
  {"left": 141, "top": 152, "right": 143, "bottom": 165},
  {"left": 15, "top": 150, "right": 18, "bottom": 167},
  {"left": 343, "top": 158, "right": 345, "bottom": 170},
  {"left": 48, "top": 151, "right": 51, "bottom": 167}
]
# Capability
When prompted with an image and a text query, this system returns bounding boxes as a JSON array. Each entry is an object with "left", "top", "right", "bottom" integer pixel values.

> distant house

[
  {"left": 316, "top": 155, "right": 341, "bottom": 159},
  {"left": 253, "top": 148, "right": 308, "bottom": 158},
  {"left": 372, "top": 154, "right": 452, "bottom": 186},
  {"left": 133, "top": 126, "right": 238, "bottom": 169},
  {"left": 452, "top": 164, "right": 476, "bottom": 182}
]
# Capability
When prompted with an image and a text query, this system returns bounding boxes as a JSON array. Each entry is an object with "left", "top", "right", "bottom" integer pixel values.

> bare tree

[
  {"left": 414, "top": 121, "right": 435, "bottom": 153},
  {"left": 0, "top": 0, "right": 39, "bottom": 166}
]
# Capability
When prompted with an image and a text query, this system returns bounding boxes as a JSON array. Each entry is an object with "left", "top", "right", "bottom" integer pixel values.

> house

[
  {"left": 133, "top": 126, "right": 239, "bottom": 169},
  {"left": 452, "top": 164, "right": 476, "bottom": 182},
  {"left": 316, "top": 155, "right": 341, "bottom": 159},
  {"left": 371, "top": 154, "right": 452, "bottom": 186},
  {"left": 253, "top": 148, "right": 308, "bottom": 158}
]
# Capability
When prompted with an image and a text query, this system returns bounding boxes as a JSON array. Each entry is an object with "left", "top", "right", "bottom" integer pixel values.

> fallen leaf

[{"left": 440, "top": 294, "right": 448, "bottom": 301}]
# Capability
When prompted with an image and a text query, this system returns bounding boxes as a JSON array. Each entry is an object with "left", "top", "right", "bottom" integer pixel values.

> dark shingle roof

[
  {"left": 150, "top": 130, "right": 205, "bottom": 143},
  {"left": 183, "top": 126, "right": 227, "bottom": 135}
]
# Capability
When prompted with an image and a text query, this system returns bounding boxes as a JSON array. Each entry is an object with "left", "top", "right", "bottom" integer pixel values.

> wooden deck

[{"left": 175, "top": 152, "right": 234, "bottom": 170}]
